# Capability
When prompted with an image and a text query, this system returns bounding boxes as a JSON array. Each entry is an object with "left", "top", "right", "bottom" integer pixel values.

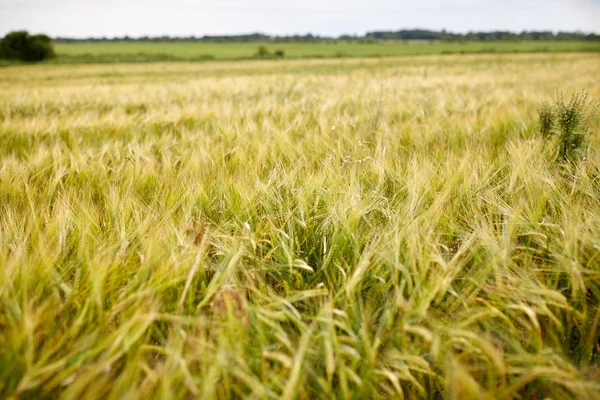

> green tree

[
  {"left": 0, "top": 31, "right": 55, "bottom": 62},
  {"left": 256, "top": 45, "right": 270, "bottom": 58}
]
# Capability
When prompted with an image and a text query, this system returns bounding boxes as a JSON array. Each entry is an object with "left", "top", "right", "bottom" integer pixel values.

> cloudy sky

[{"left": 1, "top": 0, "right": 599, "bottom": 38}]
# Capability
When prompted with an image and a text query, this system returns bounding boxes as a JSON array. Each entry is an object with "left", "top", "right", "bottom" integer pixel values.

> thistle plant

[
  {"left": 537, "top": 100, "right": 554, "bottom": 139},
  {"left": 538, "top": 90, "right": 598, "bottom": 161}
]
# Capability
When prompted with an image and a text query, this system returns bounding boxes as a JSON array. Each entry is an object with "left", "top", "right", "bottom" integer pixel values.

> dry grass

[{"left": 1, "top": 53, "right": 600, "bottom": 399}]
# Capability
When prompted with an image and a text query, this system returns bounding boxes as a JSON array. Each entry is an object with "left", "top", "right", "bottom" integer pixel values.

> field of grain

[
  {"left": 49, "top": 40, "right": 600, "bottom": 63},
  {"left": 1, "top": 53, "right": 600, "bottom": 399}
]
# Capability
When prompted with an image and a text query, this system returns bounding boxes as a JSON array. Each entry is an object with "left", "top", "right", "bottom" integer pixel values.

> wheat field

[{"left": 1, "top": 53, "right": 600, "bottom": 399}]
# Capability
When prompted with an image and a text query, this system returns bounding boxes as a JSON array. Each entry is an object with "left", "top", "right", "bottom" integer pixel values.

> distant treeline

[
  {"left": 365, "top": 30, "right": 599, "bottom": 41},
  {"left": 54, "top": 30, "right": 600, "bottom": 42}
]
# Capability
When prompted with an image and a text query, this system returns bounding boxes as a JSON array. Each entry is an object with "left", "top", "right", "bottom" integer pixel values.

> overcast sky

[{"left": 1, "top": 0, "right": 599, "bottom": 38}]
